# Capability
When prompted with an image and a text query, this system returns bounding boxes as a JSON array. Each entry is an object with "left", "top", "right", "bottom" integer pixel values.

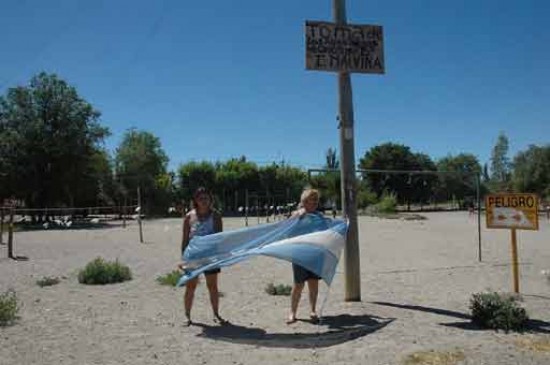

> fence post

[
  {"left": 122, "top": 196, "right": 127, "bottom": 228},
  {"left": 137, "top": 187, "right": 143, "bottom": 243},
  {"left": 0, "top": 208, "right": 5, "bottom": 245},
  {"left": 8, "top": 208, "right": 14, "bottom": 259}
]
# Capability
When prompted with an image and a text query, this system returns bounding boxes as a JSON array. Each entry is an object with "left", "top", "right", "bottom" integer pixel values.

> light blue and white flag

[{"left": 177, "top": 214, "right": 348, "bottom": 287}]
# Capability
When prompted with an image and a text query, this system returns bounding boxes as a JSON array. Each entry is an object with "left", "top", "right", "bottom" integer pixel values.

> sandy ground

[{"left": 1, "top": 212, "right": 550, "bottom": 365}]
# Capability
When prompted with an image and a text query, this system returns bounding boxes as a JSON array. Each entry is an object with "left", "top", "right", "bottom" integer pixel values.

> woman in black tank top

[{"left": 180, "top": 187, "right": 224, "bottom": 326}]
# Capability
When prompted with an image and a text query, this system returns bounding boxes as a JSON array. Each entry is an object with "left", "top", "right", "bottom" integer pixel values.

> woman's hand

[{"left": 290, "top": 207, "right": 306, "bottom": 218}]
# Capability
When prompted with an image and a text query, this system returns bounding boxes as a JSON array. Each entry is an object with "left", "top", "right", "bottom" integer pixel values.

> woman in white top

[{"left": 180, "top": 187, "right": 224, "bottom": 326}]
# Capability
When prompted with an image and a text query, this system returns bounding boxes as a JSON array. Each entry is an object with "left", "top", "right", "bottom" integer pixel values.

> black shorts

[
  {"left": 204, "top": 268, "right": 221, "bottom": 276},
  {"left": 292, "top": 264, "right": 320, "bottom": 284}
]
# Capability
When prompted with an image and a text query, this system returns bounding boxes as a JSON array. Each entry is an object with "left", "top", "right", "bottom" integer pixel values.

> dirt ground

[{"left": 1, "top": 212, "right": 549, "bottom": 365}]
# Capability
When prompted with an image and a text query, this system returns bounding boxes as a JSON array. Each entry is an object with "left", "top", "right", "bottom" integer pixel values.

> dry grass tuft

[
  {"left": 403, "top": 349, "right": 465, "bottom": 365},
  {"left": 515, "top": 337, "right": 550, "bottom": 353}
]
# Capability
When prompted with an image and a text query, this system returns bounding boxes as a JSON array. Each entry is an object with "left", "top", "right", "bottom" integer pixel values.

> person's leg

[
  {"left": 205, "top": 273, "right": 224, "bottom": 323},
  {"left": 184, "top": 278, "right": 199, "bottom": 325},
  {"left": 307, "top": 279, "right": 319, "bottom": 321},
  {"left": 287, "top": 282, "right": 304, "bottom": 323}
]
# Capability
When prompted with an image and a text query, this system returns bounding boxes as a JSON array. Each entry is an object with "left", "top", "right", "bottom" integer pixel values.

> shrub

[
  {"left": 265, "top": 283, "right": 292, "bottom": 296},
  {"left": 156, "top": 270, "right": 182, "bottom": 287},
  {"left": 36, "top": 276, "right": 61, "bottom": 287},
  {"left": 78, "top": 257, "right": 132, "bottom": 285},
  {"left": 357, "top": 188, "right": 378, "bottom": 209},
  {"left": 470, "top": 292, "right": 529, "bottom": 332},
  {"left": 375, "top": 192, "right": 397, "bottom": 214},
  {"left": 0, "top": 289, "right": 19, "bottom": 326}
]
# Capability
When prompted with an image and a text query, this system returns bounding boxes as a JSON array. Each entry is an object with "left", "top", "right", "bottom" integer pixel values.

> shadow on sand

[
  {"left": 193, "top": 314, "right": 394, "bottom": 348},
  {"left": 372, "top": 301, "right": 550, "bottom": 334}
]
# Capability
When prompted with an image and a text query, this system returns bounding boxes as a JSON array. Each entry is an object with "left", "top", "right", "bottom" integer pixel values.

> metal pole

[
  {"left": 476, "top": 173, "right": 482, "bottom": 262},
  {"left": 0, "top": 208, "right": 4, "bottom": 245},
  {"left": 137, "top": 186, "right": 143, "bottom": 243},
  {"left": 334, "top": 0, "right": 361, "bottom": 301},
  {"left": 122, "top": 196, "right": 127, "bottom": 228},
  {"left": 245, "top": 189, "right": 249, "bottom": 226},
  {"left": 8, "top": 208, "right": 14, "bottom": 259}
]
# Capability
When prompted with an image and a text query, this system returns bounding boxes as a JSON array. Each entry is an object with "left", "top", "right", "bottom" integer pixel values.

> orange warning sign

[{"left": 485, "top": 193, "right": 539, "bottom": 230}]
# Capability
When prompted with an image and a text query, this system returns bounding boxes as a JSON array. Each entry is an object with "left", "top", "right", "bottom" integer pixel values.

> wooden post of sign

[
  {"left": 137, "top": 186, "right": 143, "bottom": 243},
  {"left": 7, "top": 208, "right": 14, "bottom": 259},
  {"left": 511, "top": 228, "right": 520, "bottom": 293},
  {"left": 334, "top": 0, "right": 361, "bottom": 301}
]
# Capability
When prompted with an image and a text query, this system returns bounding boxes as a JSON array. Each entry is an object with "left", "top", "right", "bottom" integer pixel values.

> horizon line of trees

[{"left": 1, "top": 73, "right": 549, "bottom": 217}]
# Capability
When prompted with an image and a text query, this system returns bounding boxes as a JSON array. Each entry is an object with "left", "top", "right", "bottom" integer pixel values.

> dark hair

[{"left": 192, "top": 187, "right": 213, "bottom": 209}]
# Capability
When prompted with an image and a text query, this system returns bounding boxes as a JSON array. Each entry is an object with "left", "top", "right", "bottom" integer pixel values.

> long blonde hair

[{"left": 300, "top": 188, "right": 320, "bottom": 207}]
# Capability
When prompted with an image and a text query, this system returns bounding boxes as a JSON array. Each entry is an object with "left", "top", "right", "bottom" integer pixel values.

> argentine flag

[{"left": 177, "top": 213, "right": 348, "bottom": 287}]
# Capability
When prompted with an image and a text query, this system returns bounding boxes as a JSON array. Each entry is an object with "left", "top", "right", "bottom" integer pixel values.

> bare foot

[
  {"left": 310, "top": 313, "right": 319, "bottom": 324},
  {"left": 184, "top": 318, "right": 192, "bottom": 327},
  {"left": 213, "top": 314, "right": 228, "bottom": 325},
  {"left": 286, "top": 315, "right": 297, "bottom": 324}
]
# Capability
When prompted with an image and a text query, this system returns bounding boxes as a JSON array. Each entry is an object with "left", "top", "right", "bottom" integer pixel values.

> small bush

[
  {"left": 36, "top": 276, "right": 60, "bottom": 287},
  {"left": 357, "top": 188, "right": 378, "bottom": 209},
  {"left": 0, "top": 289, "right": 19, "bottom": 326},
  {"left": 470, "top": 292, "right": 529, "bottom": 332},
  {"left": 78, "top": 257, "right": 132, "bottom": 285},
  {"left": 375, "top": 192, "right": 397, "bottom": 214},
  {"left": 156, "top": 270, "right": 181, "bottom": 287},
  {"left": 265, "top": 283, "right": 292, "bottom": 296}
]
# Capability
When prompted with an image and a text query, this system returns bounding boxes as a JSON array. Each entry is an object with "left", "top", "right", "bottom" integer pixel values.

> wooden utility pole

[
  {"left": 511, "top": 229, "right": 519, "bottom": 293},
  {"left": 334, "top": 0, "right": 361, "bottom": 301}
]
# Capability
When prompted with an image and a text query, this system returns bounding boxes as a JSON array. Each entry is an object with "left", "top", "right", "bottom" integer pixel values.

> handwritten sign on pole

[
  {"left": 305, "top": 21, "right": 385, "bottom": 74},
  {"left": 485, "top": 193, "right": 539, "bottom": 230}
]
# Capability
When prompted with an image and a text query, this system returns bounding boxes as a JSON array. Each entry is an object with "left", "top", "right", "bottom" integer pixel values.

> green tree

[
  {"left": 309, "top": 148, "right": 341, "bottom": 209},
  {"left": 511, "top": 144, "right": 550, "bottom": 199},
  {"left": 176, "top": 161, "right": 216, "bottom": 208},
  {"left": 436, "top": 153, "right": 482, "bottom": 207},
  {"left": 358, "top": 143, "right": 436, "bottom": 208},
  {"left": 0, "top": 72, "right": 109, "bottom": 211},
  {"left": 115, "top": 129, "right": 169, "bottom": 214},
  {"left": 482, "top": 163, "right": 490, "bottom": 183},
  {"left": 275, "top": 164, "right": 307, "bottom": 204},
  {"left": 215, "top": 157, "right": 259, "bottom": 211},
  {"left": 325, "top": 147, "right": 339, "bottom": 169},
  {"left": 410, "top": 153, "right": 438, "bottom": 208},
  {"left": 490, "top": 132, "right": 511, "bottom": 191},
  {"left": 83, "top": 148, "right": 116, "bottom": 206}
]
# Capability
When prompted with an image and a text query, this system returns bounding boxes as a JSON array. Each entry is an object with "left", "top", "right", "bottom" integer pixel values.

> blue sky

[{"left": 1, "top": 0, "right": 549, "bottom": 171}]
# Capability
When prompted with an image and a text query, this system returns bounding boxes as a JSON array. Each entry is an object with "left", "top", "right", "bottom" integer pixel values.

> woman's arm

[{"left": 213, "top": 211, "right": 223, "bottom": 233}]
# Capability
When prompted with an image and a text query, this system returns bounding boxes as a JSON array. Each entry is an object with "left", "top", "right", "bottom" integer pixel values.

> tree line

[{"left": 1, "top": 73, "right": 548, "bottom": 216}]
